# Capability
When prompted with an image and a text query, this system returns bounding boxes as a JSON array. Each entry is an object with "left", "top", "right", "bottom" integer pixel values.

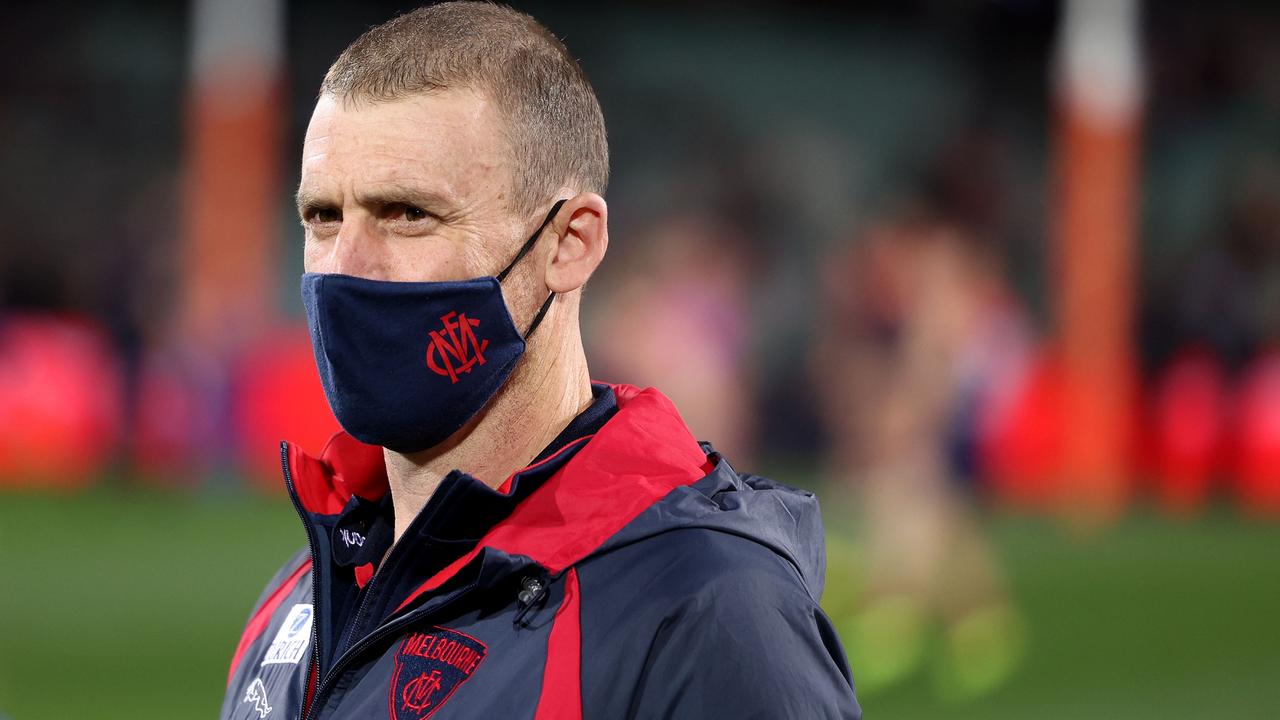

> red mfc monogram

[{"left": 424, "top": 311, "right": 489, "bottom": 383}]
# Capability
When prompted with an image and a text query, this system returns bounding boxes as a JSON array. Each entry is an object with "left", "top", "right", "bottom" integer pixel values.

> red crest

[
  {"left": 424, "top": 311, "right": 489, "bottom": 384},
  {"left": 388, "top": 626, "right": 488, "bottom": 720}
]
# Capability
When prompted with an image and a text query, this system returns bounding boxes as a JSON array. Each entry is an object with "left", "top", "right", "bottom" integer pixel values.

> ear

[{"left": 544, "top": 192, "right": 608, "bottom": 293}]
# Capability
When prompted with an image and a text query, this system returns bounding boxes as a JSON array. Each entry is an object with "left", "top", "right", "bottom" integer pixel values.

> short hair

[{"left": 321, "top": 2, "right": 609, "bottom": 217}]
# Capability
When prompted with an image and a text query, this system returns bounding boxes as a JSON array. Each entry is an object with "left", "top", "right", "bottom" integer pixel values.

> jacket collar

[{"left": 283, "top": 383, "right": 715, "bottom": 608}]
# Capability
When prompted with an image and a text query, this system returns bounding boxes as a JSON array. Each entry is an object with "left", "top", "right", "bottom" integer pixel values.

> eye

[
  {"left": 312, "top": 207, "right": 341, "bottom": 223},
  {"left": 300, "top": 205, "right": 341, "bottom": 223},
  {"left": 383, "top": 203, "right": 436, "bottom": 234},
  {"left": 402, "top": 205, "right": 429, "bottom": 222}
]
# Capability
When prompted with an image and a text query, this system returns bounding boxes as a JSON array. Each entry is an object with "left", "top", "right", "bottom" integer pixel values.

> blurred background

[{"left": 2, "top": 0, "right": 1279, "bottom": 717}]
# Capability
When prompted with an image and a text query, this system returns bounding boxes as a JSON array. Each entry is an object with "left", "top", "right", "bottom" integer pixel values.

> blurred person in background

[
  {"left": 222, "top": 4, "right": 860, "bottom": 719},
  {"left": 812, "top": 186, "right": 1032, "bottom": 700},
  {"left": 586, "top": 212, "right": 757, "bottom": 464}
]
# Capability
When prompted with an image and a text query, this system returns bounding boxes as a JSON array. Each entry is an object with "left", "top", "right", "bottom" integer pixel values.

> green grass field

[{"left": 1, "top": 488, "right": 1277, "bottom": 719}]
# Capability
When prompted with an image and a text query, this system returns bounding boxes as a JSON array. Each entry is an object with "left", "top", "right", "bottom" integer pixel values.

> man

[{"left": 221, "top": 3, "right": 861, "bottom": 719}]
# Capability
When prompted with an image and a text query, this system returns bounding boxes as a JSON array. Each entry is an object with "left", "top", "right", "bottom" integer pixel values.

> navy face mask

[{"left": 301, "top": 199, "right": 566, "bottom": 453}]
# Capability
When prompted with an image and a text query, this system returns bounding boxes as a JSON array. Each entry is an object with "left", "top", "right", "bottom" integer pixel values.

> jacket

[{"left": 221, "top": 384, "right": 861, "bottom": 719}]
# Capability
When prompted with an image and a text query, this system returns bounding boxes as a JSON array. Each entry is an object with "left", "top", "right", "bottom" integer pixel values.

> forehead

[{"left": 300, "top": 89, "right": 510, "bottom": 205}]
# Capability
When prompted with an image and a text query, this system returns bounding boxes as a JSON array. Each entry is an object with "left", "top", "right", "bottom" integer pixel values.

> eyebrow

[
  {"left": 295, "top": 188, "right": 332, "bottom": 217},
  {"left": 355, "top": 185, "right": 454, "bottom": 213},
  {"left": 294, "top": 184, "right": 457, "bottom": 218}
]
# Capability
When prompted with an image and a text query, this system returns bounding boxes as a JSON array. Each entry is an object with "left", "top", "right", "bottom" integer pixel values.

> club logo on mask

[
  {"left": 425, "top": 311, "right": 490, "bottom": 384},
  {"left": 389, "top": 626, "right": 488, "bottom": 720}
]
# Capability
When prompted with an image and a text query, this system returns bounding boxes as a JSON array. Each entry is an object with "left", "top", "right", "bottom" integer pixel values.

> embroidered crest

[
  {"left": 425, "top": 311, "right": 489, "bottom": 383},
  {"left": 388, "top": 626, "right": 488, "bottom": 720}
]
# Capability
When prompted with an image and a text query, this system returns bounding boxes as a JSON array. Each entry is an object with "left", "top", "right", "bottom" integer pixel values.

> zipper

[
  {"left": 288, "top": 436, "right": 588, "bottom": 718},
  {"left": 281, "top": 442, "right": 453, "bottom": 720},
  {"left": 331, "top": 479, "right": 453, "bottom": 666},
  {"left": 329, "top": 524, "right": 401, "bottom": 664},
  {"left": 281, "top": 442, "right": 323, "bottom": 720},
  {"left": 287, "top": 454, "right": 484, "bottom": 720},
  {"left": 336, "top": 564, "right": 380, "bottom": 657}
]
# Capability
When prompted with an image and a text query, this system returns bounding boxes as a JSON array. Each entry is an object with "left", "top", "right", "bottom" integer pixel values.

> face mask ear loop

[
  {"left": 523, "top": 292, "right": 557, "bottom": 340},
  {"left": 497, "top": 198, "right": 569, "bottom": 283}
]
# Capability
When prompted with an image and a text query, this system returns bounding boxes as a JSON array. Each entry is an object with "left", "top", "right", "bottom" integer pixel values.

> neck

[{"left": 383, "top": 316, "right": 593, "bottom": 543}]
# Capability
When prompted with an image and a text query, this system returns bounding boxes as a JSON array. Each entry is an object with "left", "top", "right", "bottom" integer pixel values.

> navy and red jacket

[{"left": 221, "top": 383, "right": 861, "bottom": 719}]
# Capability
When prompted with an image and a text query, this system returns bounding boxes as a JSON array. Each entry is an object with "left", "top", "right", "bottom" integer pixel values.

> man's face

[{"left": 297, "top": 89, "right": 532, "bottom": 283}]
